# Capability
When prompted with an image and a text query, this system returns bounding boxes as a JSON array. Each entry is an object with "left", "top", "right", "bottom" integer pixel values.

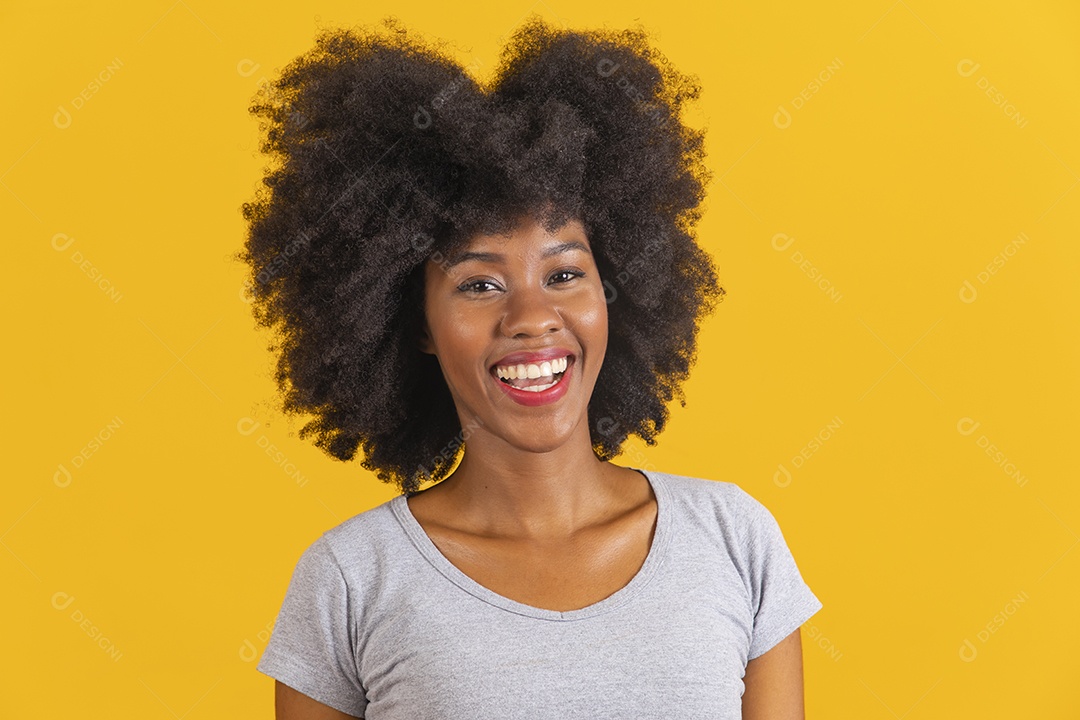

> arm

[
  {"left": 741, "top": 627, "right": 806, "bottom": 720},
  {"left": 276, "top": 681, "right": 363, "bottom": 720}
]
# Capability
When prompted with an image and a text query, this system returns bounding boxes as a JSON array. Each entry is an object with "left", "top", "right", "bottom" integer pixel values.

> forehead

[{"left": 431, "top": 216, "right": 591, "bottom": 271}]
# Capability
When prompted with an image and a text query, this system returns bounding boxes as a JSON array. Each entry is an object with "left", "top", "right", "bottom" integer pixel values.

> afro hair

[{"left": 236, "top": 15, "right": 725, "bottom": 495}]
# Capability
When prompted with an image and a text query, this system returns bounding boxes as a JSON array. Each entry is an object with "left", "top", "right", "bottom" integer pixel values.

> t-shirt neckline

[{"left": 389, "top": 467, "right": 671, "bottom": 622}]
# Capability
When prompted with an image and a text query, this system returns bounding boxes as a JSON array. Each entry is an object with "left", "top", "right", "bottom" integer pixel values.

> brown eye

[
  {"left": 457, "top": 279, "right": 500, "bottom": 293},
  {"left": 549, "top": 269, "right": 585, "bottom": 284}
]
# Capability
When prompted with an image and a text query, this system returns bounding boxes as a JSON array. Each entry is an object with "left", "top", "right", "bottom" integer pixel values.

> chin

[{"left": 502, "top": 424, "right": 580, "bottom": 454}]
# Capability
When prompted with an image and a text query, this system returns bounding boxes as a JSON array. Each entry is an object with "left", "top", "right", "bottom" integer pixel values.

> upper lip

[{"left": 491, "top": 347, "right": 575, "bottom": 369}]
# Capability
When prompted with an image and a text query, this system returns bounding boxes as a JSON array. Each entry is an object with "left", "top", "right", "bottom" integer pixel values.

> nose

[{"left": 499, "top": 282, "right": 563, "bottom": 338}]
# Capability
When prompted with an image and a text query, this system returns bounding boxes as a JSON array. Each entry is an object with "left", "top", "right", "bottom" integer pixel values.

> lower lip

[{"left": 491, "top": 358, "right": 573, "bottom": 407}]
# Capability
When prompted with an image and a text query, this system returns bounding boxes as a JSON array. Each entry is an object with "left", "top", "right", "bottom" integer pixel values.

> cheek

[
  {"left": 569, "top": 285, "right": 609, "bottom": 344},
  {"left": 431, "top": 305, "right": 494, "bottom": 374}
]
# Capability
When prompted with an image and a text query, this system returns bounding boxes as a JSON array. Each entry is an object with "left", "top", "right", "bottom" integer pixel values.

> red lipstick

[{"left": 491, "top": 355, "right": 574, "bottom": 407}]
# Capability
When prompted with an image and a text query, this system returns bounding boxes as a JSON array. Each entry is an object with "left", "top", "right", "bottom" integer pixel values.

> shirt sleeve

[
  {"left": 256, "top": 535, "right": 369, "bottom": 717},
  {"left": 738, "top": 489, "right": 823, "bottom": 660}
]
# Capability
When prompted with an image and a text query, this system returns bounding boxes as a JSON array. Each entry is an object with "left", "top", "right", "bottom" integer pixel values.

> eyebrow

[{"left": 443, "top": 240, "right": 592, "bottom": 270}]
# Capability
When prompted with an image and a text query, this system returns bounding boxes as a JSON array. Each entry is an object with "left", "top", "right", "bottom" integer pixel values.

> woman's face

[{"left": 418, "top": 215, "right": 608, "bottom": 454}]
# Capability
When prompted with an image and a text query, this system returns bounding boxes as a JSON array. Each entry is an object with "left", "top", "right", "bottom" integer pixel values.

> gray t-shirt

[{"left": 257, "top": 468, "right": 823, "bottom": 718}]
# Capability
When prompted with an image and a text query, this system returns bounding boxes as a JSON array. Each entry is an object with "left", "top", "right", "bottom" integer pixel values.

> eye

[
  {"left": 549, "top": 269, "right": 585, "bottom": 284},
  {"left": 457, "top": 278, "right": 501, "bottom": 294}
]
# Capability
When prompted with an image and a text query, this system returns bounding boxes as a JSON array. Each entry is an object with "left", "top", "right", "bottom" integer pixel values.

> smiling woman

[
  {"left": 418, "top": 217, "right": 603, "bottom": 418},
  {"left": 238, "top": 14, "right": 821, "bottom": 720}
]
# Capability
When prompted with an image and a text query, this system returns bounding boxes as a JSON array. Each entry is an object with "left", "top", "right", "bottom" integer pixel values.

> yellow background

[{"left": 4, "top": 0, "right": 1078, "bottom": 717}]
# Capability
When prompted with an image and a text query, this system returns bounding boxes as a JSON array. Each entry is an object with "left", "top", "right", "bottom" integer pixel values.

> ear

[{"left": 416, "top": 318, "right": 435, "bottom": 355}]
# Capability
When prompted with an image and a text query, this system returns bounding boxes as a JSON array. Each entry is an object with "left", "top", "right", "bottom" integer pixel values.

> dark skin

[
  {"left": 273, "top": 214, "right": 807, "bottom": 719},
  {"left": 411, "top": 212, "right": 654, "bottom": 613}
]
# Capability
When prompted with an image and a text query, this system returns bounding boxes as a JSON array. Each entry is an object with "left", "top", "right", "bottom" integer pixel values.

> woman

[{"left": 240, "top": 16, "right": 822, "bottom": 719}]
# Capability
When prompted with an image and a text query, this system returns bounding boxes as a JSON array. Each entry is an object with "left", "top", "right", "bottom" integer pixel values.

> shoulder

[
  {"left": 292, "top": 496, "right": 407, "bottom": 581},
  {"left": 321, "top": 495, "right": 402, "bottom": 541},
  {"left": 651, "top": 469, "right": 815, "bottom": 606},
  {"left": 647, "top": 467, "right": 794, "bottom": 566},
  {"left": 650, "top": 468, "right": 774, "bottom": 529}
]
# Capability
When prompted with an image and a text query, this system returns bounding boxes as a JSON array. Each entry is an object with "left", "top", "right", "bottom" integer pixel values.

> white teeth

[
  {"left": 520, "top": 379, "right": 558, "bottom": 392},
  {"left": 494, "top": 355, "right": 570, "bottom": 380}
]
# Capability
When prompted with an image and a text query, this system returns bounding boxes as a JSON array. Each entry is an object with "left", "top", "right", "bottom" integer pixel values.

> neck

[{"left": 431, "top": 424, "right": 627, "bottom": 540}]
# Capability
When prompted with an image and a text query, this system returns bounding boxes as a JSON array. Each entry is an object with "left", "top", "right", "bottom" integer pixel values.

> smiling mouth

[{"left": 492, "top": 356, "right": 573, "bottom": 393}]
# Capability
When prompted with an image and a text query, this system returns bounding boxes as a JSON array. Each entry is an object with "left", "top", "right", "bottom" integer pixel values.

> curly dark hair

[{"left": 235, "top": 15, "right": 725, "bottom": 494}]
